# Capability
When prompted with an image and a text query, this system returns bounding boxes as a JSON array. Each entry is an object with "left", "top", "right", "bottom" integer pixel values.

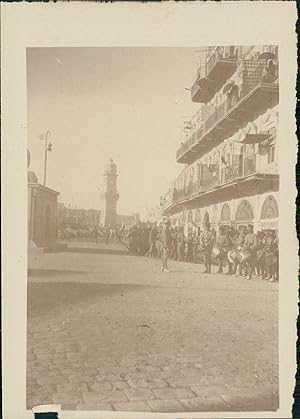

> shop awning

[
  {"left": 223, "top": 81, "right": 235, "bottom": 94},
  {"left": 258, "top": 52, "right": 277, "bottom": 60},
  {"left": 260, "top": 220, "right": 278, "bottom": 230},
  {"left": 239, "top": 132, "right": 271, "bottom": 144}
]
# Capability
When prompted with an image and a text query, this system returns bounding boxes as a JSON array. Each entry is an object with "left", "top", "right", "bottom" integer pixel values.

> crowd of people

[
  {"left": 58, "top": 224, "right": 95, "bottom": 240},
  {"left": 125, "top": 219, "right": 279, "bottom": 282},
  {"left": 92, "top": 225, "right": 126, "bottom": 245},
  {"left": 58, "top": 224, "right": 126, "bottom": 243},
  {"left": 63, "top": 219, "right": 279, "bottom": 282}
]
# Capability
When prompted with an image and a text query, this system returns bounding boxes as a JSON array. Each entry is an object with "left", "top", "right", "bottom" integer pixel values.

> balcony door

[
  {"left": 244, "top": 144, "right": 256, "bottom": 176},
  {"left": 232, "top": 154, "right": 243, "bottom": 178},
  {"left": 200, "top": 164, "right": 210, "bottom": 189}
]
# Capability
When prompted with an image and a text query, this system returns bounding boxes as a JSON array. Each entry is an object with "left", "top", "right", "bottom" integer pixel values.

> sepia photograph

[
  {"left": 26, "top": 45, "right": 280, "bottom": 413},
  {"left": 2, "top": 2, "right": 298, "bottom": 419}
]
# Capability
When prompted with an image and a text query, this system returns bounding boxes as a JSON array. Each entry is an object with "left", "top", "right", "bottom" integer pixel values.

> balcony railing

[
  {"left": 162, "top": 154, "right": 278, "bottom": 213},
  {"left": 177, "top": 58, "right": 278, "bottom": 164},
  {"left": 244, "top": 154, "right": 256, "bottom": 176},
  {"left": 224, "top": 164, "right": 243, "bottom": 183},
  {"left": 191, "top": 46, "right": 238, "bottom": 103}
]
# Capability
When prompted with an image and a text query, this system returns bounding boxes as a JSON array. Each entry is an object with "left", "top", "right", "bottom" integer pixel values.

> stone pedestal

[{"left": 28, "top": 182, "right": 59, "bottom": 248}]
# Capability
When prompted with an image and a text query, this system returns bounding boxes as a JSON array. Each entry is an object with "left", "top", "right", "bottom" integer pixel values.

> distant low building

[
  {"left": 144, "top": 206, "right": 161, "bottom": 223},
  {"left": 57, "top": 204, "right": 101, "bottom": 229},
  {"left": 116, "top": 213, "right": 140, "bottom": 227}
]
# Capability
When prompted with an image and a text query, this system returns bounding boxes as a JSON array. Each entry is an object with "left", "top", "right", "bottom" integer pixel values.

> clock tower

[{"left": 104, "top": 158, "right": 119, "bottom": 227}]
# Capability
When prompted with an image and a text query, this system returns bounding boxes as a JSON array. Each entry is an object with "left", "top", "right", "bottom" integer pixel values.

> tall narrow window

[{"left": 268, "top": 145, "right": 275, "bottom": 164}]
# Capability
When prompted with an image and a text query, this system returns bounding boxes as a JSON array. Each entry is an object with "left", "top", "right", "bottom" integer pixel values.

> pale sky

[{"left": 27, "top": 47, "right": 201, "bottom": 215}]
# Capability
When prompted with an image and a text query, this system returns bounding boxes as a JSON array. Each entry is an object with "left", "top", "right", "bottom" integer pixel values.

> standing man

[
  {"left": 200, "top": 222, "right": 214, "bottom": 273},
  {"left": 155, "top": 224, "right": 161, "bottom": 258},
  {"left": 171, "top": 227, "right": 178, "bottom": 260},
  {"left": 192, "top": 231, "right": 199, "bottom": 264},
  {"left": 225, "top": 227, "right": 235, "bottom": 275},
  {"left": 105, "top": 226, "right": 110, "bottom": 245},
  {"left": 242, "top": 224, "right": 258, "bottom": 280},
  {"left": 161, "top": 218, "right": 172, "bottom": 272},
  {"left": 233, "top": 228, "right": 246, "bottom": 276},
  {"left": 177, "top": 227, "right": 185, "bottom": 262},
  {"left": 264, "top": 230, "right": 278, "bottom": 282},
  {"left": 186, "top": 231, "right": 193, "bottom": 262},
  {"left": 215, "top": 226, "right": 230, "bottom": 274},
  {"left": 146, "top": 224, "right": 157, "bottom": 258},
  {"left": 93, "top": 225, "right": 99, "bottom": 244}
]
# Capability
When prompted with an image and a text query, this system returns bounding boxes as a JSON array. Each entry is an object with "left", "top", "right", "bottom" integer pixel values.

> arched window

[
  {"left": 212, "top": 205, "right": 218, "bottom": 223},
  {"left": 260, "top": 195, "right": 279, "bottom": 219},
  {"left": 221, "top": 203, "right": 231, "bottom": 223},
  {"left": 187, "top": 210, "right": 193, "bottom": 223},
  {"left": 235, "top": 200, "right": 254, "bottom": 222},
  {"left": 203, "top": 211, "right": 210, "bottom": 226},
  {"left": 195, "top": 208, "right": 201, "bottom": 224},
  {"left": 246, "top": 121, "right": 258, "bottom": 135}
]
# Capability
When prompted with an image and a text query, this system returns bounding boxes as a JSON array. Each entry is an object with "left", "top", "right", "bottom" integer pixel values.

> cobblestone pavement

[{"left": 27, "top": 241, "right": 278, "bottom": 412}]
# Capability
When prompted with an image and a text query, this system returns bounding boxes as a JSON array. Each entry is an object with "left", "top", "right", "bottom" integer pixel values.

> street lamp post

[{"left": 42, "top": 130, "right": 52, "bottom": 186}]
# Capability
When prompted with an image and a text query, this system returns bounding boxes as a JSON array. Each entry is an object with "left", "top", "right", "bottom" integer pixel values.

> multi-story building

[{"left": 161, "top": 45, "right": 279, "bottom": 235}]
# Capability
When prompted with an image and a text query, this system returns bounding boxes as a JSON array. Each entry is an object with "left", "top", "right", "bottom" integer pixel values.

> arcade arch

[
  {"left": 195, "top": 208, "right": 201, "bottom": 224},
  {"left": 187, "top": 209, "right": 193, "bottom": 223},
  {"left": 220, "top": 203, "right": 231, "bottom": 224},
  {"left": 235, "top": 199, "right": 254, "bottom": 229},
  {"left": 260, "top": 195, "right": 279, "bottom": 220},
  {"left": 203, "top": 211, "right": 210, "bottom": 227}
]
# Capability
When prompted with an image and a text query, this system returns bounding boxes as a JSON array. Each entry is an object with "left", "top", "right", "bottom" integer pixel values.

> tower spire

[{"left": 104, "top": 159, "right": 119, "bottom": 227}]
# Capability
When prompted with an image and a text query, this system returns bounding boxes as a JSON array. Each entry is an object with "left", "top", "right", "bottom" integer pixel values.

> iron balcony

[
  {"left": 162, "top": 156, "right": 279, "bottom": 216},
  {"left": 191, "top": 47, "right": 238, "bottom": 103},
  {"left": 177, "top": 59, "right": 279, "bottom": 165}
]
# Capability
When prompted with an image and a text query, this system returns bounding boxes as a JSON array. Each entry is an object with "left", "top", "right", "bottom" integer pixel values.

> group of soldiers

[
  {"left": 93, "top": 225, "right": 125, "bottom": 245},
  {"left": 126, "top": 220, "right": 279, "bottom": 282}
]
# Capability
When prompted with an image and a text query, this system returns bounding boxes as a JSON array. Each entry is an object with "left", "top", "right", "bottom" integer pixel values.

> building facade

[
  {"left": 161, "top": 45, "right": 279, "bottom": 235},
  {"left": 144, "top": 206, "right": 161, "bottom": 224},
  {"left": 116, "top": 214, "right": 140, "bottom": 227},
  {"left": 57, "top": 204, "right": 101, "bottom": 229}
]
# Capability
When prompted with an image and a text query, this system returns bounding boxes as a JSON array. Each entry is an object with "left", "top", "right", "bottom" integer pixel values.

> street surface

[{"left": 27, "top": 240, "right": 278, "bottom": 412}]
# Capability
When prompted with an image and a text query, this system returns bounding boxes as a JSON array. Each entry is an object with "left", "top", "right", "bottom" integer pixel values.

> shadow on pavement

[
  {"left": 52, "top": 246, "right": 136, "bottom": 256},
  {"left": 181, "top": 391, "right": 279, "bottom": 412},
  {"left": 144, "top": 391, "right": 279, "bottom": 413},
  {"left": 27, "top": 282, "right": 144, "bottom": 316},
  {"left": 28, "top": 268, "right": 87, "bottom": 277}
]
